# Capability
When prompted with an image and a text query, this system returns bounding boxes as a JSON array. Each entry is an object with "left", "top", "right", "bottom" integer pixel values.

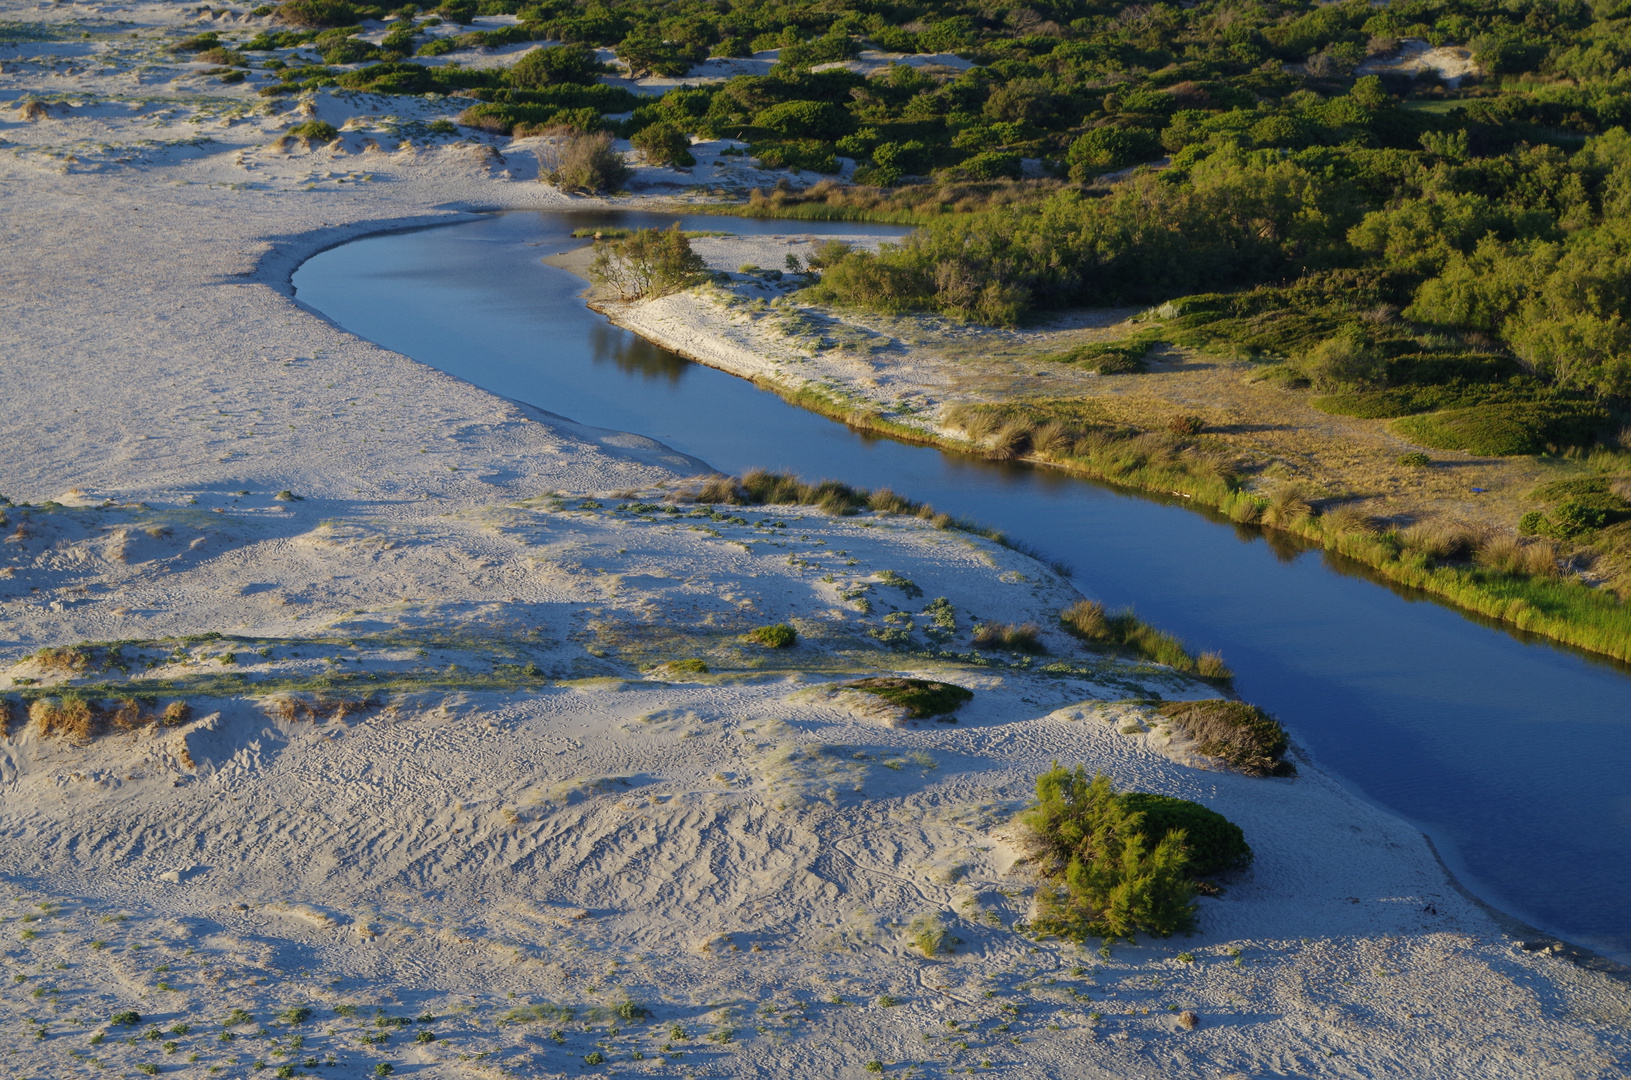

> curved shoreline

[{"left": 587, "top": 285, "right": 1631, "bottom": 666}]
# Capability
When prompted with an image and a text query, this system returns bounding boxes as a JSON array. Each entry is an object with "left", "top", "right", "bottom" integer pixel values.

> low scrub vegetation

[
  {"left": 842, "top": 676, "right": 971, "bottom": 719},
  {"left": 1155, "top": 699, "right": 1292, "bottom": 777},
  {"left": 747, "top": 623, "right": 797, "bottom": 648},
  {"left": 542, "top": 131, "right": 630, "bottom": 195},
  {"left": 1061, "top": 601, "right": 1230, "bottom": 681},
  {"left": 970, "top": 622, "right": 1046, "bottom": 654}
]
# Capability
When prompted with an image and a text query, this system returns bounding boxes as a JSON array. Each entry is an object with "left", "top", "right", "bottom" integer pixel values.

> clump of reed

[
  {"left": 970, "top": 622, "right": 1046, "bottom": 654},
  {"left": 1475, "top": 534, "right": 1560, "bottom": 578},
  {"left": 1155, "top": 699, "right": 1292, "bottom": 776},
  {"left": 1060, "top": 600, "right": 1231, "bottom": 681},
  {"left": 1399, "top": 518, "right": 1487, "bottom": 562}
]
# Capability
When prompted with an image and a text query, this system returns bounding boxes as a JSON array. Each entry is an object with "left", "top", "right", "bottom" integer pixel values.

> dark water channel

[{"left": 294, "top": 209, "right": 1631, "bottom": 966}]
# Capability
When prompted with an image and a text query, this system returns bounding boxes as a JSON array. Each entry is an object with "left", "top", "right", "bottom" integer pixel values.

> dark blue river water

[{"left": 294, "top": 208, "right": 1631, "bottom": 966}]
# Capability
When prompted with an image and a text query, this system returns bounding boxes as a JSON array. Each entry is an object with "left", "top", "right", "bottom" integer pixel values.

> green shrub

[
  {"left": 750, "top": 138, "right": 839, "bottom": 173},
  {"left": 509, "top": 44, "right": 599, "bottom": 87},
  {"left": 1018, "top": 766, "right": 1198, "bottom": 942},
  {"left": 630, "top": 121, "right": 695, "bottom": 166},
  {"left": 287, "top": 120, "right": 338, "bottom": 142},
  {"left": 950, "top": 150, "right": 1023, "bottom": 181},
  {"left": 1397, "top": 451, "right": 1432, "bottom": 466},
  {"left": 111, "top": 1011, "right": 142, "bottom": 1027},
  {"left": 748, "top": 623, "right": 797, "bottom": 648},
  {"left": 320, "top": 37, "right": 377, "bottom": 64},
  {"left": 842, "top": 676, "right": 972, "bottom": 719},
  {"left": 589, "top": 224, "right": 707, "bottom": 300},
  {"left": 415, "top": 37, "right": 456, "bottom": 57},
  {"left": 1154, "top": 699, "right": 1290, "bottom": 776},
  {"left": 1066, "top": 126, "right": 1161, "bottom": 179},
  {"left": 276, "top": 0, "right": 368, "bottom": 28}
]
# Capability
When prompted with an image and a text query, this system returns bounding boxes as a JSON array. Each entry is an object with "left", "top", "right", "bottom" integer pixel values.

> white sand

[{"left": 0, "top": 7, "right": 1627, "bottom": 1078}]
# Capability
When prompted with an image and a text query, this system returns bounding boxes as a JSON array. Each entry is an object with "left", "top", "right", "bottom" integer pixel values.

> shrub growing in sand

[
  {"left": 589, "top": 224, "right": 707, "bottom": 301},
  {"left": 1019, "top": 765, "right": 1201, "bottom": 942},
  {"left": 748, "top": 623, "right": 797, "bottom": 648},
  {"left": 630, "top": 121, "right": 695, "bottom": 167},
  {"left": 1155, "top": 699, "right": 1291, "bottom": 776},
  {"left": 907, "top": 913, "right": 946, "bottom": 956},
  {"left": 543, "top": 131, "right": 630, "bottom": 195},
  {"left": 842, "top": 676, "right": 972, "bottom": 719},
  {"left": 288, "top": 120, "right": 339, "bottom": 143},
  {"left": 1118, "top": 792, "right": 1252, "bottom": 877}
]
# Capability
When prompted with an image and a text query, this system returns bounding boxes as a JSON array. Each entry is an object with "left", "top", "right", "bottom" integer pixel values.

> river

[{"left": 293, "top": 207, "right": 1631, "bottom": 967}]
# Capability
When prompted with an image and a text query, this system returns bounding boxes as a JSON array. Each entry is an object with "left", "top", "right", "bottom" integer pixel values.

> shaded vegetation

[
  {"left": 841, "top": 675, "right": 972, "bottom": 719},
  {"left": 1154, "top": 699, "right": 1292, "bottom": 776}
]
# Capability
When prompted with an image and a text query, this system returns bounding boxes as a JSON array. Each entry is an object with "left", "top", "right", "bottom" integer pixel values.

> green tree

[
  {"left": 589, "top": 224, "right": 708, "bottom": 300},
  {"left": 1019, "top": 765, "right": 1197, "bottom": 942}
]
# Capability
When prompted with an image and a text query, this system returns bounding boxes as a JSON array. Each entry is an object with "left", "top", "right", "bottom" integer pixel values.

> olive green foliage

[
  {"left": 276, "top": 0, "right": 380, "bottom": 29},
  {"left": 747, "top": 623, "right": 797, "bottom": 648},
  {"left": 842, "top": 676, "right": 972, "bottom": 719},
  {"left": 1155, "top": 699, "right": 1291, "bottom": 776},
  {"left": 547, "top": 130, "right": 631, "bottom": 194},
  {"left": 630, "top": 120, "right": 695, "bottom": 166},
  {"left": 1019, "top": 766, "right": 1198, "bottom": 943},
  {"left": 589, "top": 224, "right": 707, "bottom": 300},
  {"left": 1520, "top": 476, "right": 1631, "bottom": 538},
  {"left": 970, "top": 621, "right": 1045, "bottom": 654},
  {"left": 287, "top": 120, "right": 338, "bottom": 142},
  {"left": 1061, "top": 600, "right": 1230, "bottom": 681},
  {"left": 1117, "top": 792, "right": 1253, "bottom": 878},
  {"left": 509, "top": 44, "right": 601, "bottom": 87}
]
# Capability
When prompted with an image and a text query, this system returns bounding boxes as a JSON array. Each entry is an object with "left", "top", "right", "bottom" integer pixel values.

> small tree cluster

[
  {"left": 1019, "top": 765, "right": 1198, "bottom": 943},
  {"left": 630, "top": 121, "right": 695, "bottom": 167},
  {"left": 589, "top": 224, "right": 707, "bottom": 301}
]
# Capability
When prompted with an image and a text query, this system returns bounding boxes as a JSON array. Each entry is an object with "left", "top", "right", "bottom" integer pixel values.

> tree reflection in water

[{"left": 588, "top": 322, "right": 688, "bottom": 383}]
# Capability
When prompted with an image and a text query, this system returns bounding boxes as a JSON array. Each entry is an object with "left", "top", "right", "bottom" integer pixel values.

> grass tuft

[
  {"left": 842, "top": 677, "right": 972, "bottom": 719},
  {"left": 1154, "top": 700, "right": 1291, "bottom": 776}
]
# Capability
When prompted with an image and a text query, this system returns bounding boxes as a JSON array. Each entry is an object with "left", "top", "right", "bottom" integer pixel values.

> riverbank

[
  {"left": 584, "top": 239, "right": 1631, "bottom": 663},
  {"left": 1, "top": 8, "right": 1627, "bottom": 1075}
]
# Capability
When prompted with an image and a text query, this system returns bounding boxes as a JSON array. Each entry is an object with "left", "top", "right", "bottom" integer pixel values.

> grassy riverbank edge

[{"left": 588, "top": 298, "right": 1631, "bottom": 665}]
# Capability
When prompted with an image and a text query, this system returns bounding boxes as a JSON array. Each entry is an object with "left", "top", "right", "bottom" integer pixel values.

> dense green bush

[
  {"left": 276, "top": 0, "right": 376, "bottom": 28},
  {"left": 842, "top": 676, "right": 971, "bottom": 719},
  {"left": 509, "top": 44, "right": 600, "bottom": 88},
  {"left": 1019, "top": 766, "right": 1199, "bottom": 943},
  {"left": 1118, "top": 792, "right": 1253, "bottom": 878},
  {"left": 748, "top": 623, "right": 797, "bottom": 648},
  {"left": 1390, "top": 401, "right": 1612, "bottom": 456}
]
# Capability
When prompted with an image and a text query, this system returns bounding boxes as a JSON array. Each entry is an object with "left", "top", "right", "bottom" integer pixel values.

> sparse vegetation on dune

[{"left": 841, "top": 676, "right": 972, "bottom": 720}]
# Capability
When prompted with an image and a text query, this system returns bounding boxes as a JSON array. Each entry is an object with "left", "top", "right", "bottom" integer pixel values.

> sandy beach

[{"left": 1, "top": 5, "right": 1628, "bottom": 1077}]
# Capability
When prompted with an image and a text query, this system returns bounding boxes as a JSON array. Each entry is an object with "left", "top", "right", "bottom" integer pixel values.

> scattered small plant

[
  {"left": 111, "top": 1011, "right": 142, "bottom": 1027},
  {"left": 1397, "top": 451, "right": 1432, "bottom": 467},
  {"left": 907, "top": 914, "right": 947, "bottom": 957}
]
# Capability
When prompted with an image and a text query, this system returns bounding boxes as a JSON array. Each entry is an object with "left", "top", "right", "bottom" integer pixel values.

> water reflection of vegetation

[{"left": 587, "top": 322, "right": 689, "bottom": 383}]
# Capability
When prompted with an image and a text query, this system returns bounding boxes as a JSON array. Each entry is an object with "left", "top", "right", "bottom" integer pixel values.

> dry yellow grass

[{"left": 30, "top": 698, "right": 97, "bottom": 742}]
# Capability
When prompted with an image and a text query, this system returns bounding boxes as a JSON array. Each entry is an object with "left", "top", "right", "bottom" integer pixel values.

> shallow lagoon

[{"left": 296, "top": 208, "right": 1631, "bottom": 966}]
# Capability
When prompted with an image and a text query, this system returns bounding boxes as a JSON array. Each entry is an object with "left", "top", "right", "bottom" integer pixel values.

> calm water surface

[{"left": 295, "top": 209, "right": 1631, "bottom": 965}]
